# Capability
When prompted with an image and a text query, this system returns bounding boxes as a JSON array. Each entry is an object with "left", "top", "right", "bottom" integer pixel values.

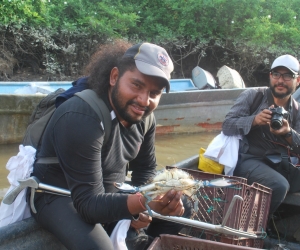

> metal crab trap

[{"left": 166, "top": 166, "right": 272, "bottom": 249}]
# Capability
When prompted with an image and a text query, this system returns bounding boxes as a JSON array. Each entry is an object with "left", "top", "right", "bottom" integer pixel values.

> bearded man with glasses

[{"left": 222, "top": 55, "right": 300, "bottom": 228}]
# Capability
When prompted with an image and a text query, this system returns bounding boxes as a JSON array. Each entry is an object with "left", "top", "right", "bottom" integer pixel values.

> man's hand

[
  {"left": 147, "top": 190, "right": 185, "bottom": 217},
  {"left": 270, "top": 119, "right": 291, "bottom": 137},
  {"left": 252, "top": 108, "right": 272, "bottom": 126},
  {"left": 130, "top": 213, "right": 152, "bottom": 230}
]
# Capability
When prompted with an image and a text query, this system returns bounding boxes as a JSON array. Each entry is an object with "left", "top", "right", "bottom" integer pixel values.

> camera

[{"left": 269, "top": 106, "right": 289, "bottom": 130}]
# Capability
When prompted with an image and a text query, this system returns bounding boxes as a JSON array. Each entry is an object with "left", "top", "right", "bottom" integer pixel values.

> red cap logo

[{"left": 157, "top": 53, "right": 169, "bottom": 66}]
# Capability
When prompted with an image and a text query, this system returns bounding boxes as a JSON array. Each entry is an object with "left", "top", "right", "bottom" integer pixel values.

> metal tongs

[
  {"left": 145, "top": 195, "right": 264, "bottom": 239},
  {"left": 3, "top": 177, "right": 264, "bottom": 239}
]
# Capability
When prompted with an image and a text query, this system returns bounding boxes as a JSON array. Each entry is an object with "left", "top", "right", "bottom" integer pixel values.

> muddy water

[
  {"left": 0, "top": 144, "right": 19, "bottom": 201},
  {"left": 0, "top": 132, "right": 218, "bottom": 201},
  {"left": 155, "top": 132, "right": 218, "bottom": 169}
]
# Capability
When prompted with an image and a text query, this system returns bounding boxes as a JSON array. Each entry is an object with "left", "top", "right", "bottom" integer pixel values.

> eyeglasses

[{"left": 271, "top": 71, "right": 298, "bottom": 81}]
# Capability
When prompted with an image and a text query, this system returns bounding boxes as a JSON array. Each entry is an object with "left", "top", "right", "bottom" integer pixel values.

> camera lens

[{"left": 271, "top": 119, "right": 282, "bottom": 130}]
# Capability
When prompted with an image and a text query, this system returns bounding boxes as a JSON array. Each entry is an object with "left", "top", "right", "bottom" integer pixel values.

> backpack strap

[
  {"left": 250, "top": 88, "right": 265, "bottom": 115},
  {"left": 239, "top": 88, "right": 265, "bottom": 153},
  {"left": 36, "top": 90, "right": 111, "bottom": 165},
  {"left": 75, "top": 89, "right": 111, "bottom": 146},
  {"left": 292, "top": 98, "right": 299, "bottom": 128}
]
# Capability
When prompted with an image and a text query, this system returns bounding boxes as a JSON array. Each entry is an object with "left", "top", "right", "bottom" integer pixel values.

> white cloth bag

[
  {"left": 110, "top": 219, "right": 131, "bottom": 250},
  {"left": 0, "top": 145, "right": 36, "bottom": 227},
  {"left": 204, "top": 132, "right": 241, "bottom": 176}
]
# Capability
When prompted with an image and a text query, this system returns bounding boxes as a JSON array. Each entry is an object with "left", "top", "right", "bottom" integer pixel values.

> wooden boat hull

[
  {"left": 0, "top": 88, "right": 248, "bottom": 144},
  {"left": 3, "top": 86, "right": 300, "bottom": 144}
]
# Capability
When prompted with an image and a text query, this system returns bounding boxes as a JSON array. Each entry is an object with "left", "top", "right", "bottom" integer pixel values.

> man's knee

[{"left": 271, "top": 178, "right": 289, "bottom": 197}]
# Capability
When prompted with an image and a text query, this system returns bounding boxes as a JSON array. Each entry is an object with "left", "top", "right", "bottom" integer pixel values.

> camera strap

[
  {"left": 266, "top": 88, "right": 275, "bottom": 107},
  {"left": 262, "top": 134, "right": 300, "bottom": 166},
  {"left": 250, "top": 88, "right": 265, "bottom": 115},
  {"left": 262, "top": 136, "right": 300, "bottom": 192}
]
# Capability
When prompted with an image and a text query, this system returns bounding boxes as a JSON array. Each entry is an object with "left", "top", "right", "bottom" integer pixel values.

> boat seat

[{"left": 0, "top": 217, "right": 66, "bottom": 249}]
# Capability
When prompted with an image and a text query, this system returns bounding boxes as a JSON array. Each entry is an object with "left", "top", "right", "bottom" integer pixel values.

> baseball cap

[
  {"left": 270, "top": 54, "right": 299, "bottom": 74},
  {"left": 123, "top": 43, "right": 174, "bottom": 93}
]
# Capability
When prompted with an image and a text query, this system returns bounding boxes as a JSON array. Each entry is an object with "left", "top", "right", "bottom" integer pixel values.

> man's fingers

[
  {"left": 255, "top": 111, "right": 272, "bottom": 126},
  {"left": 153, "top": 190, "right": 177, "bottom": 207},
  {"left": 139, "top": 213, "right": 152, "bottom": 223},
  {"left": 157, "top": 191, "right": 184, "bottom": 216},
  {"left": 148, "top": 190, "right": 185, "bottom": 216},
  {"left": 167, "top": 197, "right": 184, "bottom": 216},
  {"left": 130, "top": 213, "right": 152, "bottom": 229},
  {"left": 180, "top": 207, "right": 185, "bottom": 216},
  {"left": 165, "top": 191, "right": 182, "bottom": 209}
]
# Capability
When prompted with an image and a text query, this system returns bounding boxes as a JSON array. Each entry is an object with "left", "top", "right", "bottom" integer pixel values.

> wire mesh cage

[{"left": 148, "top": 234, "right": 259, "bottom": 250}]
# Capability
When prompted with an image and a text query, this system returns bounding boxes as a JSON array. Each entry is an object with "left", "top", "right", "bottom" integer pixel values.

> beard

[
  {"left": 111, "top": 80, "right": 151, "bottom": 124},
  {"left": 269, "top": 82, "right": 295, "bottom": 99}
]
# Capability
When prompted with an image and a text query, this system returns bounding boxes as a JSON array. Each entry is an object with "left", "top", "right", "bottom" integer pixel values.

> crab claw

[
  {"left": 204, "top": 178, "right": 239, "bottom": 188},
  {"left": 143, "top": 193, "right": 154, "bottom": 216},
  {"left": 113, "top": 182, "right": 139, "bottom": 193}
]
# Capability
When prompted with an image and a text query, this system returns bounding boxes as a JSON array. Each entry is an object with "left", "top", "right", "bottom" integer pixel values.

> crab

[
  {"left": 140, "top": 168, "right": 201, "bottom": 199},
  {"left": 114, "top": 168, "right": 238, "bottom": 216},
  {"left": 115, "top": 168, "right": 203, "bottom": 215}
]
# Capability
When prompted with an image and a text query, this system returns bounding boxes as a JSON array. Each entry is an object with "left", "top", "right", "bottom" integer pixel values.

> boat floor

[{"left": 1, "top": 216, "right": 300, "bottom": 250}]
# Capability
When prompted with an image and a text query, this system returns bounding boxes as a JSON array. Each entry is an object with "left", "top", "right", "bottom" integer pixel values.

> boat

[
  {"left": 0, "top": 79, "right": 248, "bottom": 144},
  {"left": 216, "top": 65, "right": 246, "bottom": 89},
  {"left": 170, "top": 155, "right": 300, "bottom": 250},
  {"left": 2, "top": 59, "right": 300, "bottom": 145},
  {"left": 3, "top": 84, "right": 300, "bottom": 144},
  {"left": 0, "top": 64, "right": 249, "bottom": 144}
]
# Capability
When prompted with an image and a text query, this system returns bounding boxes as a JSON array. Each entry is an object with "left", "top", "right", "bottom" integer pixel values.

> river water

[{"left": 0, "top": 132, "right": 218, "bottom": 201}]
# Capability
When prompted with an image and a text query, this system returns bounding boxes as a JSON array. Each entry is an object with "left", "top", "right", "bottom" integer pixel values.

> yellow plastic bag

[{"left": 198, "top": 147, "right": 224, "bottom": 174}]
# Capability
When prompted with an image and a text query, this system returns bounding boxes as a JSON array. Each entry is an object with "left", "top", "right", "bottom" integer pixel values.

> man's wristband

[
  {"left": 284, "top": 130, "right": 293, "bottom": 138},
  {"left": 136, "top": 192, "right": 147, "bottom": 211}
]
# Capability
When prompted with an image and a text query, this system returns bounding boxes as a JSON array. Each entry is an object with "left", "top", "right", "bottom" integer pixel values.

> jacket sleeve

[
  {"left": 222, "top": 89, "right": 261, "bottom": 136},
  {"left": 129, "top": 117, "right": 157, "bottom": 187},
  {"left": 290, "top": 102, "right": 300, "bottom": 153}
]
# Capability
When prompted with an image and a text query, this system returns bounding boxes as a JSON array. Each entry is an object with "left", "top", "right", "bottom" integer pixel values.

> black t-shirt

[{"left": 33, "top": 93, "right": 157, "bottom": 224}]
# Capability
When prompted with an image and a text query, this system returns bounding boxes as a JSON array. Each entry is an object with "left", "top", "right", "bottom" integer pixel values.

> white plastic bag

[
  {"left": 204, "top": 132, "right": 241, "bottom": 176},
  {"left": 0, "top": 145, "right": 36, "bottom": 227}
]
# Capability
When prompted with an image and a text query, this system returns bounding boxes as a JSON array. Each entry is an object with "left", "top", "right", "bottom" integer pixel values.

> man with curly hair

[{"left": 31, "top": 41, "right": 192, "bottom": 250}]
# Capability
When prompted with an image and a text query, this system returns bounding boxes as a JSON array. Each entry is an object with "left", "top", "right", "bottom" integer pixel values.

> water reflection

[
  {"left": 155, "top": 132, "right": 217, "bottom": 169},
  {"left": 0, "top": 144, "right": 19, "bottom": 200},
  {"left": 0, "top": 132, "right": 218, "bottom": 200}
]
